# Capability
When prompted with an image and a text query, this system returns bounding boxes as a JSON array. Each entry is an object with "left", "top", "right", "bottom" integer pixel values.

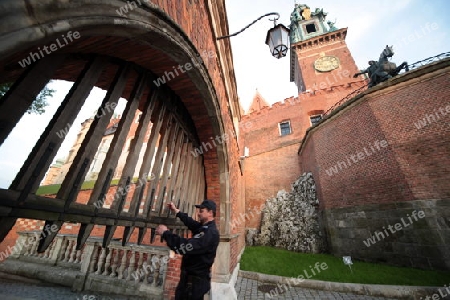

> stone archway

[{"left": 0, "top": 0, "right": 236, "bottom": 297}]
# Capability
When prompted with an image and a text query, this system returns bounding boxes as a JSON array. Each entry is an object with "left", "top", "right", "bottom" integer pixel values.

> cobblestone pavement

[
  {"left": 0, "top": 273, "right": 402, "bottom": 300},
  {"left": 234, "top": 277, "right": 401, "bottom": 300},
  {"left": 0, "top": 274, "right": 141, "bottom": 300}
]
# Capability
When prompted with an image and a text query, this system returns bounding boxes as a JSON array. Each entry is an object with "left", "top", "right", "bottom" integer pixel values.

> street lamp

[{"left": 217, "top": 12, "right": 290, "bottom": 59}]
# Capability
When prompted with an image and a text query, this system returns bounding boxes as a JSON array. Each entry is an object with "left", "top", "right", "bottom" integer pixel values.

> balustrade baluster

[
  {"left": 118, "top": 249, "right": 128, "bottom": 279},
  {"left": 23, "top": 235, "right": 32, "bottom": 256},
  {"left": 64, "top": 240, "right": 74, "bottom": 262},
  {"left": 69, "top": 240, "right": 77, "bottom": 262},
  {"left": 144, "top": 254, "right": 153, "bottom": 284},
  {"left": 89, "top": 245, "right": 100, "bottom": 273},
  {"left": 159, "top": 254, "right": 168, "bottom": 287},
  {"left": 126, "top": 250, "right": 136, "bottom": 281},
  {"left": 44, "top": 241, "right": 53, "bottom": 259},
  {"left": 102, "top": 248, "right": 113, "bottom": 276},
  {"left": 43, "top": 242, "right": 54, "bottom": 259},
  {"left": 75, "top": 249, "right": 82, "bottom": 263},
  {"left": 30, "top": 236, "right": 39, "bottom": 256},
  {"left": 95, "top": 247, "right": 107, "bottom": 274},
  {"left": 135, "top": 251, "right": 144, "bottom": 282},
  {"left": 59, "top": 239, "right": 68, "bottom": 261},
  {"left": 152, "top": 255, "right": 160, "bottom": 287},
  {"left": 110, "top": 248, "right": 119, "bottom": 277}
]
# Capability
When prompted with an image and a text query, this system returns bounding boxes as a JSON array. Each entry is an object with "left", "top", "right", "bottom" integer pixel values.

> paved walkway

[
  {"left": 0, "top": 272, "right": 402, "bottom": 300},
  {"left": 234, "top": 276, "right": 400, "bottom": 300},
  {"left": 0, "top": 273, "right": 140, "bottom": 300}
]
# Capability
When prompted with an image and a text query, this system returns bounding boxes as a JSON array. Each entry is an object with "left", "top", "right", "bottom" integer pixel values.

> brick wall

[
  {"left": 240, "top": 81, "right": 365, "bottom": 229},
  {"left": 152, "top": 0, "right": 246, "bottom": 278},
  {"left": 299, "top": 59, "right": 450, "bottom": 269}
]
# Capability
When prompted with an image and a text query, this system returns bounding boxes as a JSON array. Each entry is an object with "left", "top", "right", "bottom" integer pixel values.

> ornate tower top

[
  {"left": 288, "top": 4, "right": 361, "bottom": 94},
  {"left": 289, "top": 4, "right": 338, "bottom": 44}
]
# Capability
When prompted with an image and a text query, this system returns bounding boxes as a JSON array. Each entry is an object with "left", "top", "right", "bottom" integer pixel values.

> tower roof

[{"left": 247, "top": 90, "right": 270, "bottom": 114}]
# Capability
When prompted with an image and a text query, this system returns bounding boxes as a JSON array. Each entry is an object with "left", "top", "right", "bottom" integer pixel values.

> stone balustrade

[{"left": 9, "top": 231, "right": 170, "bottom": 298}]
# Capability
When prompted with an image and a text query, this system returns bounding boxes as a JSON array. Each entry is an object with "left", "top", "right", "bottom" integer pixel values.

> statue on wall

[
  {"left": 354, "top": 45, "right": 409, "bottom": 87},
  {"left": 327, "top": 20, "right": 338, "bottom": 32}
]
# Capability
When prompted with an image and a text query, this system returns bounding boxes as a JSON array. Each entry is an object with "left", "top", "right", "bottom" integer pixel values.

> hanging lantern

[{"left": 265, "top": 24, "right": 290, "bottom": 59}]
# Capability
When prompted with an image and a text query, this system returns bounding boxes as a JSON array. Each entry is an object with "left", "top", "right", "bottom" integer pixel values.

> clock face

[{"left": 314, "top": 56, "right": 340, "bottom": 72}]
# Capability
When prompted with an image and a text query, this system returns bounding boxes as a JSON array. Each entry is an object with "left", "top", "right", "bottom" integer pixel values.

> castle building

[
  {"left": 242, "top": 4, "right": 450, "bottom": 270},
  {"left": 0, "top": 2, "right": 448, "bottom": 299},
  {"left": 241, "top": 3, "right": 366, "bottom": 229}
]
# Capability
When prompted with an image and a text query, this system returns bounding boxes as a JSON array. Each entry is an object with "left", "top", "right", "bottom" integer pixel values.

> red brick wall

[
  {"left": 299, "top": 61, "right": 450, "bottom": 209},
  {"left": 152, "top": 0, "right": 246, "bottom": 275},
  {"left": 298, "top": 60, "right": 450, "bottom": 269},
  {"left": 240, "top": 81, "right": 365, "bottom": 229}
]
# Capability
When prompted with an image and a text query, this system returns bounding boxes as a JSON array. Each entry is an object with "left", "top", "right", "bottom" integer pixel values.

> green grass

[
  {"left": 240, "top": 246, "right": 450, "bottom": 286},
  {"left": 36, "top": 179, "right": 120, "bottom": 195}
]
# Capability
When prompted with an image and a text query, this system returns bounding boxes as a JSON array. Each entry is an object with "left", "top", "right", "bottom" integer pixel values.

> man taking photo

[{"left": 156, "top": 199, "right": 220, "bottom": 300}]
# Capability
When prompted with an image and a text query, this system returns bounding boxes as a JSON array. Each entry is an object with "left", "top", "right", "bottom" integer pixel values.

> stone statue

[
  {"left": 354, "top": 45, "right": 409, "bottom": 88},
  {"left": 327, "top": 20, "right": 338, "bottom": 32}
]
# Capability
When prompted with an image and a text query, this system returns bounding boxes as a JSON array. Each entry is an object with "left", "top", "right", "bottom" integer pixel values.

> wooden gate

[{"left": 0, "top": 54, "right": 205, "bottom": 252}]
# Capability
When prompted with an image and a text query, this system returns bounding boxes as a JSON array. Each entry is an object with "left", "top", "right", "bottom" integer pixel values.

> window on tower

[
  {"left": 310, "top": 114, "right": 323, "bottom": 126},
  {"left": 279, "top": 121, "right": 292, "bottom": 136},
  {"left": 305, "top": 23, "right": 317, "bottom": 34}
]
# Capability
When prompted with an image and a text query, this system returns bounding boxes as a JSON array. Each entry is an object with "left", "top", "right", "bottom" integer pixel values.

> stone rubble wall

[{"left": 250, "top": 172, "right": 326, "bottom": 253}]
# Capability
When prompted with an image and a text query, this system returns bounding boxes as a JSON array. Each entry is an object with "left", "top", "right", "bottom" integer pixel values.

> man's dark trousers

[{"left": 175, "top": 271, "right": 210, "bottom": 300}]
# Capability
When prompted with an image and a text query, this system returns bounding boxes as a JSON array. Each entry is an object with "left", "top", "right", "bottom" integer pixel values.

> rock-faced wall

[{"left": 252, "top": 173, "right": 326, "bottom": 253}]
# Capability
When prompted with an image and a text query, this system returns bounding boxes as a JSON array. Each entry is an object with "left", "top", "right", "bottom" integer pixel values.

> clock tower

[{"left": 289, "top": 4, "right": 362, "bottom": 93}]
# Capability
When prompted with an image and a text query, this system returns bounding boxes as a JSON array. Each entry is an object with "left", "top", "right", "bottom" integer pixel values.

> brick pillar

[{"left": 163, "top": 253, "right": 182, "bottom": 300}]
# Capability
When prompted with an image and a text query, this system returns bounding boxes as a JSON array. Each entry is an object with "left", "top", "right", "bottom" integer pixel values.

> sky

[
  {"left": 0, "top": 0, "right": 449, "bottom": 188},
  {"left": 225, "top": 0, "right": 450, "bottom": 111}
]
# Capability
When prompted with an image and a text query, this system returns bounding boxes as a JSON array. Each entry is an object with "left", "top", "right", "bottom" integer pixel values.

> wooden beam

[
  {"left": 156, "top": 124, "right": 182, "bottom": 216},
  {"left": 10, "top": 56, "right": 107, "bottom": 193},
  {"left": 0, "top": 54, "right": 66, "bottom": 145}
]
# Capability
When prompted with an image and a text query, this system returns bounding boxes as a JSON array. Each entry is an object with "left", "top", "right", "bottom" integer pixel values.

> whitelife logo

[
  {"left": 413, "top": 103, "right": 450, "bottom": 129},
  {"left": 325, "top": 140, "right": 388, "bottom": 176},
  {"left": 18, "top": 31, "right": 81, "bottom": 68},
  {"left": 363, "top": 210, "right": 425, "bottom": 247}
]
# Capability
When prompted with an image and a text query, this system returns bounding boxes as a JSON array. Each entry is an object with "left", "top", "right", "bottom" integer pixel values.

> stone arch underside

[{"left": 0, "top": 1, "right": 231, "bottom": 251}]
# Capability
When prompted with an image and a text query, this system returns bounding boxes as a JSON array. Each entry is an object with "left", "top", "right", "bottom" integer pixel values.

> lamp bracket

[{"left": 217, "top": 12, "right": 280, "bottom": 40}]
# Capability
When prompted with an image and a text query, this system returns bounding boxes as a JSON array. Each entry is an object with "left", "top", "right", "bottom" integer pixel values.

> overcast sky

[{"left": 0, "top": 0, "right": 449, "bottom": 188}]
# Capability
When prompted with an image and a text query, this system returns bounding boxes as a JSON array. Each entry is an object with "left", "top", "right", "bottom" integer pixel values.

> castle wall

[
  {"left": 299, "top": 59, "right": 450, "bottom": 269},
  {"left": 240, "top": 81, "right": 365, "bottom": 230}
]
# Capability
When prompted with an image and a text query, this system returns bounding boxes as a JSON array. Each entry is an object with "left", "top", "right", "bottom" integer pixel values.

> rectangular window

[
  {"left": 310, "top": 115, "right": 322, "bottom": 126},
  {"left": 305, "top": 23, "right": 317, "bottom": 33},
  {"left": 279, "top": 121, "right": 291, "bottom": 136}
]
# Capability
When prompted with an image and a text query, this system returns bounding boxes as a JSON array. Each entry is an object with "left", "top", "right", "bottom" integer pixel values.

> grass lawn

[
  {"left": 240, "top": 246, "right": 450, "bottom": 286},
  {"left": 36, "top": 179, "right": 120, "bottom": 195}
]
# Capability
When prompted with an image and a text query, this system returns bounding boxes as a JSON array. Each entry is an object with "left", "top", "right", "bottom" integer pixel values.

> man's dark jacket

[{"left": 162, "top": 212, "right": 220, "bottom": 278}]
